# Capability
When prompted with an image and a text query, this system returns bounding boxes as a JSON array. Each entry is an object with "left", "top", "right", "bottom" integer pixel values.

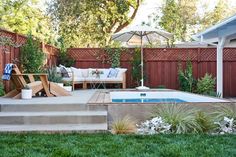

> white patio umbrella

[{"left": 112, "top": 25, "right": 172, "bottom": 90}]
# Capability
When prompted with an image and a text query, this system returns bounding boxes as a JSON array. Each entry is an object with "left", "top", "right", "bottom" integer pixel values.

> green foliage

[
  {"left": 47, "top": 67, "right": 62, "bottom": 83},
  {"left": 178, "top": 61, "right": 196, "bottom": 92},
  {"left": 195, "top": 111, "right": 215, "bottom": 133},
  {"left": 200, "top": 0, "right": 236, "bottom": 31},
  {"left": 0, "top": 35, "right": 19, "bottom": 47},
  {"left": 157, "top": 85, "right": 166, "bottom": 89},
  {"left": 20, "top": 33, "right": 45, "bottom": 73},
  {"left": 213, "top": 104, "right": 236, "bottom": 121},
  {"left": 158, "top": 0, "right": 199, "bottom": 44},
  {"left": 57, "top": 37, "right": 75, "bottom": 67},
  {"left": 208, "top": 91, "right": 222, "bottom": 98},
  {"left": 48, "top": 0, "right": 140, "bottom": 47},
  {"left": 0, "top": 80, "right": 5, "bottom": 96},
  {"left": 0, "top": 0, "right": 56, "bottom": 44},
  {"left": 131, "top": 48, "right": 141, "bottom": 86},
  {"left": 104, "top": 47, "right": 123, "bottom": 68},
  {"left": 0, "top": 35, "right": 20, "bottom": 53},
  {"left": 196, "top": 73, "right": 216, "bottom": 95},
  {"left": 152, "top": 104, "right": 201, "bottom": 133},
  {"left": 64, "top": 81, "right": 72, "bottom": 86}
]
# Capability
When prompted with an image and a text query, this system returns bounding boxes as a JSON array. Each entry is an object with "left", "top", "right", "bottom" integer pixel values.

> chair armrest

[{"left": 12, "top": 73, "right": 48, "bottom": 76}]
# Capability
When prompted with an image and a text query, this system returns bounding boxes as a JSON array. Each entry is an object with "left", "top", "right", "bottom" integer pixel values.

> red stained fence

[
  {"left": 68, "top": 48, "right": 236, "bottom": 97},
  {"left": 0, "top": 29, "right": 59, "bottom": 92}
]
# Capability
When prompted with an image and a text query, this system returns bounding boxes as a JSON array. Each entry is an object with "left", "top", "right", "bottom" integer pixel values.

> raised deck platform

[{"left": 0, "top": 90, "right": 108, "bottom": 132}]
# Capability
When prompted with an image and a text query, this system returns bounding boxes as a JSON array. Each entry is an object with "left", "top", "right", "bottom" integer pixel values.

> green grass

[{"left": 0, "top": 133, "right": 235, "bottom": 157}]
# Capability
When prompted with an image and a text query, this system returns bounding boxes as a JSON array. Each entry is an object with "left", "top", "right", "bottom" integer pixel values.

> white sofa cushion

[
  {"left": 116, "top": 68, "right": 127, "bottom": 78},
  {"left": 62, "top": 77, "right": 84, "bottom": 82},
  {"left": 71, "top": 67, "right": 82, "bottom": 78},
  {"left": 62, "top": 67, "right": 127, "bottom": 85}
]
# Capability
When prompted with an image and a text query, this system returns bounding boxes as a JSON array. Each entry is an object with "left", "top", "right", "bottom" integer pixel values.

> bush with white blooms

[
  {"left": 137, "top": 117, "right": 171, "bottom": 134},
  {"left": 214, "top": 117, "right": 235, "bottom": 134}
]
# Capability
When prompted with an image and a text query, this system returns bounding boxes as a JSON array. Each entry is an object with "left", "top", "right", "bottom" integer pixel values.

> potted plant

[
  {"left": 47, "top": 67, "right": 63, "bottom": 87},
  {"left": 63, "top": 81, "right": 72, "bottom": 92},
  {"left": 21, "top": 85, "right": 32, "bottom": 99}
]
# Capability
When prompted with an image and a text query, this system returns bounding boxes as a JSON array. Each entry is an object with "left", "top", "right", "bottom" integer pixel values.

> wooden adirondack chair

[{"left": 4, "top": 64, "right": 70, "bottom": 99}]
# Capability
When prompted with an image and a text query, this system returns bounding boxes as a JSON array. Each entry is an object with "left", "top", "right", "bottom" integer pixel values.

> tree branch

[{"left": 114, "top": 0, "right": 140, "bottom": 33}]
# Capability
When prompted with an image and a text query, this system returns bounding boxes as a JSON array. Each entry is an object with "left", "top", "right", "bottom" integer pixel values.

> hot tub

[{"left": 110, "top": 90, "right": 228, "bottom": 103}]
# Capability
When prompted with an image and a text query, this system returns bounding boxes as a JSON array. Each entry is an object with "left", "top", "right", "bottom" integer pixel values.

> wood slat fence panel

[
  {"left": 0, "top": 29, "right": 59, "bottom": 92},
  {"left": 68, "top": 47, "right": 236, "bottom": 97}
]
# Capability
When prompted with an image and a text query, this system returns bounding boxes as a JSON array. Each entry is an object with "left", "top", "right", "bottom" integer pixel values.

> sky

[{"left": 131, "top": 0, "right": 236, "bottom": 26}]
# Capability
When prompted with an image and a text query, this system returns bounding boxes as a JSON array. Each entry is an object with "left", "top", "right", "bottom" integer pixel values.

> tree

[
  {"left": 48, "top": 0, "right": 140, "bottom": 47},
  {"left": 0, "top": 0, "right": 56, "bottom": 44},
  {"left": 200, "top": 0, "right": 236, "bottom": 30},
  {"left": 158, "top": 0, "right": 199, "bottom": 45},
  {"left": 20, "top": 33, "right": 45, "bottom": 73}
]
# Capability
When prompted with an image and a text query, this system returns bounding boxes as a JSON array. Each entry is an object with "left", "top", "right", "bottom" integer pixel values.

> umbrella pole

[{"left": 141, "top": 36, "right": 144, "bottom": 87}]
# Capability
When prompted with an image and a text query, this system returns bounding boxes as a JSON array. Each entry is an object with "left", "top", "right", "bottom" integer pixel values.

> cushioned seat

[{"left": 59, "top": 66, "right": 127, "bottom": 90}]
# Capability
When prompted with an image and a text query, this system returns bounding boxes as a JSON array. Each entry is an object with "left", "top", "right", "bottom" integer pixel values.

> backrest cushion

[
  {"left": 71, "top": 67, "right": 82, "bottom": 78},
  {"left": 116, "top": 68, "right": 127, "bottom": 78},
  {"left": 60, "top": 66, "right": 69, "bottom": 78},
  {"left": 100, "top": 69, "right": 110, "bottom": 78},
  {"left": 81, "top": 69, "right": 89, "bottom": 78}
]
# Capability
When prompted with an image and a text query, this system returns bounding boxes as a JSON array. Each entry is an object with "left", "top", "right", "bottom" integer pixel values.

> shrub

[
  {"left": 196, "top": 73, "right": 216, "bottom": 95},
  {"left": 152, "top": 104, "right": 201, "bottom": 133},
  {"left": 195, "top": 111, "right": 215, "bottom": 133},
  {"left": 20, "top": 33, "right": 45, "bottom": 73},
  {"left": 131, "top": 48, "right": 142, "bottom": 86},
  {"left": 111, "top": 115, "right": 136, "bottom": 134},
  {"left": 57, "top": 37, "right": 75, "bottom": 67},
  {"left": 0, "top": 81, "right": 5, "bottom": 96},
  {"left": 157, "top": 85, "right": 166, "bottom": 89},
  {"left": 178, "top": 60, "right": 196, "bottom": 92},
  {"left": 137, "top": 117, "right": 171, "bottom": 134},
  {"left": 214, "top": 117, "right": 235, "bottom": 134},
  {"left": 213, "top": 104, "right": 236, "bottom": 123},
  {"left": 47, "top": 67, "right": 63, "bottom": 83}
]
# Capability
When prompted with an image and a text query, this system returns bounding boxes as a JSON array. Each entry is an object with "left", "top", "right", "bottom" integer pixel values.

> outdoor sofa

[{"left": 58, "top": 66, "right": 127, "bottom": 90}]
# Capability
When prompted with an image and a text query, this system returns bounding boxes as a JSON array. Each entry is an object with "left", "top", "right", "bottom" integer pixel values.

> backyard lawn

[{"left": 0, "top": 133, "right": 235, "bottom": 157}]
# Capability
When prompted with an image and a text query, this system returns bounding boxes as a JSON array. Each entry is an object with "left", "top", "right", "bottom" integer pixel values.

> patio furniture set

[{"left": 58, "top": 65, "right": 127, "bottom": 90}]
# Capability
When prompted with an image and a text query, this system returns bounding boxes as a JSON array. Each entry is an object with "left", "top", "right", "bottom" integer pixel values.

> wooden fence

[
  {"left": 0, "top": 29, "right": 59, "bottom": 92},
  {"left": 68, "top": 48, "right": 236, "bottom": 97}
]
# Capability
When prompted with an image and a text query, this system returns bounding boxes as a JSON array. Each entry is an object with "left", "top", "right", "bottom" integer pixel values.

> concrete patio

[{"left": 0, "top": 89, "right": 97, "bottom": 105}]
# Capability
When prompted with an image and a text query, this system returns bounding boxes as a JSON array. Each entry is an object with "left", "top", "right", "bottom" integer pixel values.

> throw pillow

[
  {"left": 107, "top": 68, "right": 119, "bottom": 78},
  {"left": 60, "top": 66, "right": 69, "bottom": 78}
]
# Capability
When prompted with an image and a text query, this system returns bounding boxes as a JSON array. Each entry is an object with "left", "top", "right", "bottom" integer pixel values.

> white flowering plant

[
  {"left": 137, "top": 117, "right": 171, "bottom": 135},
  {"left": 214, "top": 117, "right": 235, "bottom": 134}
]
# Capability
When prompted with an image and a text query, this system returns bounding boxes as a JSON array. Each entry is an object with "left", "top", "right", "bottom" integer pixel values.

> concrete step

[
  {"left": 0, "top": 111, "right": 107, "bottom": 125},
  {"left": 0, "top": 123, "right": 108, "bottom": 133},
  {"left": 0, "top": 104, "right": 107, "bottom": 112}
]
